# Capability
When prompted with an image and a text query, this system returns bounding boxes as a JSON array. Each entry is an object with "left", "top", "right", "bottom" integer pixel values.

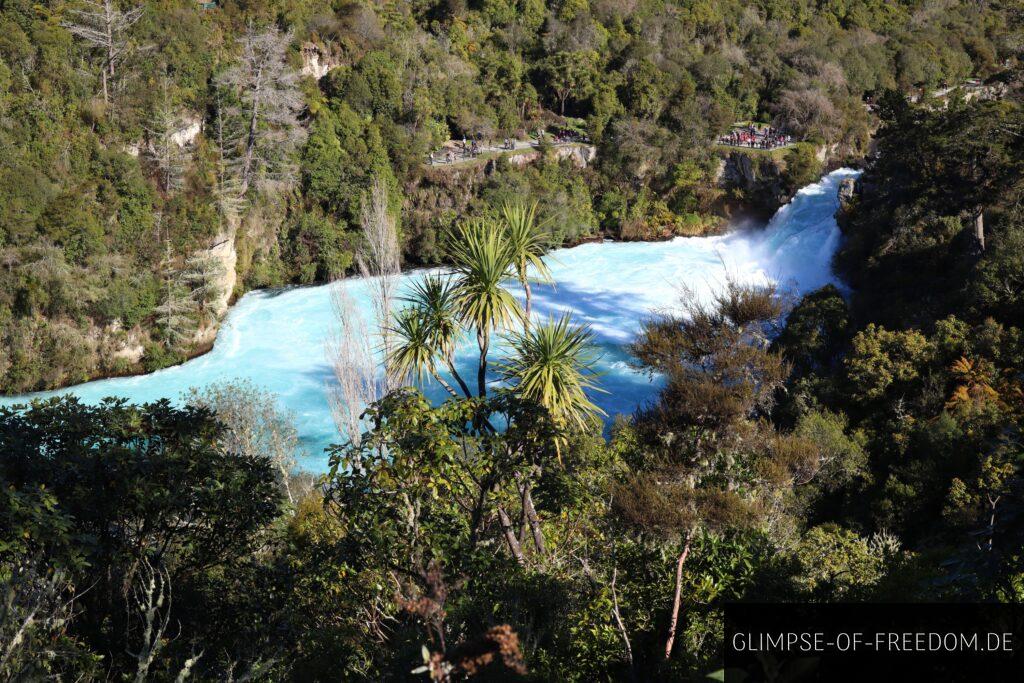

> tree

[
  {"left": 500, "top": 314, "right": 604, "bottom": 434},
  {"left": 620, "top": 281, "right": 826, "bottom": 660},
  {"left": 448, "top": 219, "right": 522, "bottom": 397},
  {"left": 0, "top": 397, "right": 281, "bottom": 676},
  {"left": 181, "top": 251, "right": 226, "bottom": 323},
  {"left": 500, "top": 200, "right": 552, "bottom": 324},
  {"left": 773, "top": 88, "right": 839, "bottom": 141},
  {"left": 932, "top": 101, "right": 1022, "bottom": 250},
  {"left": 154, "top": 239, "right": 198, "bottom": 351},
  {"left": 789, "top": 525, "right": 908, "bottom": 600},
  {"left": 387, "top": 274, "right": 470, "bottom": 398},
  {"left": 0, "top": 486, "right": 96, "bottom": 679},
  {"left": 125, "top": 557, "right": 202, "bottom": 683},
  {"left": 63, "top": 0, "right": 144, "bottom": 105},
  {"left": 782, "top": 144, "right": 823, "bottom": 193},
  {"left": 327, "top": 174, "right": 402, "bottom": 442},
  {"left": 0, "top": 558, "right": 91, "bottom": 679},
  {"left": 541, "top": 50, "right": 600, "bottom": 115},
  {"left": 357, "top": 175, "right": 401, "bottom": 389},
  {"left": 186, "top": 379, "right": 300, "bottom": 505},
  {"left": 144, "top": 83, "right": 192, "bottom": 195},
  {"left": 845, "top": 324, "right": 933, "bottom": 403},
  {"left": 216, "top": 26, "right": 305, "bottom": 197}
]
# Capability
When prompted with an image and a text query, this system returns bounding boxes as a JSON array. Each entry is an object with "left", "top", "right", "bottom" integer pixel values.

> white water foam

[{"left": 2, "top": 168, "right": 859, "bottom": 470}]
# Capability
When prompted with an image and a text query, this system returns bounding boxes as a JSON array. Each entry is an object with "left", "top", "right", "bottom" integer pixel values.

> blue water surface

[{"left": 2, "top": 169, "right": 859, "bottom": 471}]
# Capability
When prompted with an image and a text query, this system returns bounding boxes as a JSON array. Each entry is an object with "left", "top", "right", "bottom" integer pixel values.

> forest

[
  {"left": 0, "top": 0, "right": 1013, "bottom": 391},
  {"left": 2, "top": 0, "right": 1024, "bottom": 681}
]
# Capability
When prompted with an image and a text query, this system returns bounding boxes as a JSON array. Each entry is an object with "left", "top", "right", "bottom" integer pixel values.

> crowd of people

[
  {"left": 719, "top": 124, "right": 792, "bottom": 150},
  {"left": 546, "top": 126, "right": 591, "bottom": 144}
]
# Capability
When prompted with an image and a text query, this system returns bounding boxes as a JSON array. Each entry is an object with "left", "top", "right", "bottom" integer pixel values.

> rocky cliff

[{"left": 716, "top": 151, "right": 789, "bottom": 219}]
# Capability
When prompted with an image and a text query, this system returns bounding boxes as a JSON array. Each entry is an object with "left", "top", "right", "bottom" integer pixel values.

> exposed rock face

[
  {"left": 555, "top": 144, "right": 597, "bottom": 168},
  {"left": 205, "top": 229, "right": 238, "bottom": 318},
  {"left": 111, "top": 336, "right": 145, "bottom": 365},
  {"left": 500, "top": 144, "right": 596, "bottom": 169},
  {"left": 718, "top": 151, "right": 787, "bottom": 218},
  {"left": 838, "top": 177, "right": 857, "bottom": 206},
  {"left": 506, "top": 150, "right": 540, "bottom": 167},
  {"left": 300, "top": 43, "right": 338, "bottom": 80},
  {"left": 170, "top": 116, "right": 203, "bottom": 147}
]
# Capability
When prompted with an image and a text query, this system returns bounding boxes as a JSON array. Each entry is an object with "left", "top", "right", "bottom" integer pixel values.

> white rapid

[{"left": 2, "top": 168, "right": 859, "bottom": 470}]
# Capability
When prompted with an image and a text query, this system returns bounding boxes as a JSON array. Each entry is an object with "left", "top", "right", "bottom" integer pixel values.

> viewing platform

[{"left": 715, "top": 123, "right": 794, "bottom": 152}]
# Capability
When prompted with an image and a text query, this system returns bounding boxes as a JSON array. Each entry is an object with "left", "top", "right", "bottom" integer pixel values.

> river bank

[{"left": 2, "top": 169, "right": 860, "bottom": 469}]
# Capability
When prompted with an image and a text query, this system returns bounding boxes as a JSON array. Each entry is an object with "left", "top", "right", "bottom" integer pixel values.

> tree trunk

[
  {"left": 239, "top": 67, "right": 265, "bottom": 196},
  {"left": 476, "top": 328, "right": 489, "bottom": 397},
  {"left": 444, "top": 360, "right": 473, "bottom": 399},
  {"left": 518, "top": 476, "right": 546, "bottom": 555},
  {"left": 664, "top": 535, "right": 693, "bottom": 660},
  {"left": 974, "top": 209, "right": 985, "bottom": 252},
  {"left": 104, "top": 1, "right": 115, "bottom": 100},
  {"left": 610, "top": 568, "right": 636, "bottom": 680},
  {"left": 524, "top": 280, "right": 533, "bottom": 327},
  {"left": 430, "top": 370, "right": 461, "bottom": 399},
  {"left": 497, "top": 506, "right": 525, "bottom": 565}
]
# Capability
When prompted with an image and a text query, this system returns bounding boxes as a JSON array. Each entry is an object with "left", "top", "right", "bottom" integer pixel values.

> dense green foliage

[
  {"left": 0, "top": 0, "right": 1013, "bottom": 392},
  {"left": 3, "top": 1, "right": 1024, "bottom": 681}
]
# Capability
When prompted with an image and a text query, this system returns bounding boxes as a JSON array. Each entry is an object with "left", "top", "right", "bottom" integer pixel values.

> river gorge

[{"left": 3, "top": 169, "right": 859, "bottom": 470}]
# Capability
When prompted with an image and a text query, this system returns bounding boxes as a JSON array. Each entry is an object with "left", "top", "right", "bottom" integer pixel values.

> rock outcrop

[
  {"left": 300, "top": 43, "right": 339, "bottom": 80},
  {"left": 170, "top": 116, "right": 203, "bottom": 147},
  {"left": 717, "top": 151, "right": 788, "bottom": 218},
  {"left": 838, "top": 177, "right": 857, "bottom": 206},
  {"left": 495, "top": 144, "right": 597, "bottom": 170}
]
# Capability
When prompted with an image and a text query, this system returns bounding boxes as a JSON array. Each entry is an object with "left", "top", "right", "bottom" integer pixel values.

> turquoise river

[{"left": 2, "top": 168, "right": 860, "bottom": 470}]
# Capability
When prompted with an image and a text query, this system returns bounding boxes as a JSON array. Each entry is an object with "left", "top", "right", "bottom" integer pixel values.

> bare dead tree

[
  {"left": 0, "top": 559, "right": 80, "bottom": 679},
  {"left": 145, "top": 81, "right": 192, "bottom": 194},
  {"left": 223, "top": 658, "right": 278, "bottom": 682},
  {"left": 126, "top": 558, "right": 203, "bottom": 682},
  {"left": 663, "top": 532, "right": 693, "bottom": 660},
  {"left": 126, "top": 558, "right": 173, "bottom": 682},
  {"left": 215, "top": 26, "right": 305, "bottom": 198},
  {"left": 327, "top": 284, "right": 379, "bottom": 447},
  {"left": 63, "top": 0, "right": 144, "bottom": 105},
  {"left": 357, "top": 175, "right": 402, "bottom": 391},
  {"left": 610, "top": 567, "right": 635, "bottom": 676},
  {"left": 772, "top": 87, "right": 840, "bottom": 141},
  {"left": 174, "top": 651, "right": 203, "bottom": 682},
  {"left": 326, "top": 174, "right": 402, "bottom": 444}
]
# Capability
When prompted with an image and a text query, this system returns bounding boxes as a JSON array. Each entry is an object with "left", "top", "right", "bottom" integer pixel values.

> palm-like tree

[
  {"left": 500, "top": 201, "right": 552, "bottom": 325},
  {"left": 501, "top": 314, "right": 604, "bottom": 548},
  {"left": 387, "top": 307, "right": 443, "bottom": 389},
  {"left": 405, "top": 274, "right": 461, "bottom": 358},
  {"left": 500, "top": 314, "right": 605, "bottom": 433},
  {"left": 387, "top": 275, "right": 473, "bottom": 399},
  {"left": 448, "top": 219, "right": 522, "bottom": 396},
  {"left": 407, "top": 274, "right": 472, "bottom": 397}
]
